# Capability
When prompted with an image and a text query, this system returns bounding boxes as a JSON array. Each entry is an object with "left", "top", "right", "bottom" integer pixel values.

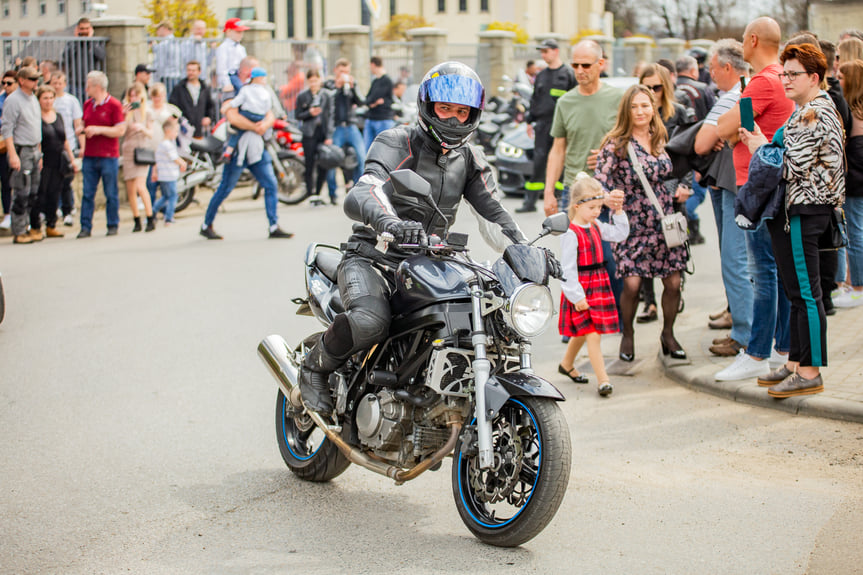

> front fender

[{"left": 484, "top": 371, "right": 565, "bottom": 418}]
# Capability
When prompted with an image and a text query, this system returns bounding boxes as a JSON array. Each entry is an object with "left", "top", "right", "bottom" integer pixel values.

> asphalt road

[{"left": 2, "top": 191, "right": 862, "bottom": 574}]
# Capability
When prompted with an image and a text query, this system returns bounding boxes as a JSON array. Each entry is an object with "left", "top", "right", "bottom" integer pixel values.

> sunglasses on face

[
  {"left": 644, "top": 84, "right": 663, "bottom": 92},
  {"left": 571, "top": 61, "right": 597, "bottom": 70},
  {"left": 2, "top": 81, "right": 14, "bottom": 86}
]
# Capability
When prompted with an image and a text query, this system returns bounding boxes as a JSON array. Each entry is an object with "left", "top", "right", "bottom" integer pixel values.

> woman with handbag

[
  {"left": 121, "top": 82, "right": 155, "bottom": 232},
  {"left": 739, "top": 44, "right": 846, "bottom": 398},
  {"left": 296, "top": 69, "right": 336, "bottom": 204},
  {"left": 595, "top": 84, "right": 689, "bottom": 363},
  {"left": 32, "top": 85, "right": 77, "bottom": 238}
]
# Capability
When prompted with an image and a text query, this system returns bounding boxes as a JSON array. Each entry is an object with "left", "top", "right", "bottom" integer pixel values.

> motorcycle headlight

[
  {"left": 503, "top": 284, "right": 554, "bottom": 338},
  {"left": 496, "top": 142, "right": 523, "bottom": 159}
]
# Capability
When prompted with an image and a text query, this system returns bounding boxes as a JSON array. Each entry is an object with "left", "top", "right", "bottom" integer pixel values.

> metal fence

[
  {"left": 0, "top": 36, "right": 108, "bottom": 102},
  {"left": 611, "top": 45, "right": 638, "bottom": 77},
  {"left": 270, "top": 39, "right": 340, "bottom": 119},
  {"left": 146, "top": 36, "right": 220, "bottom": 96},
  {"left": 512, "top": 43, "right": 537, "bottom": 81},
  {"left": 372, "top": 40, "right": 423, "bottom": 85}
]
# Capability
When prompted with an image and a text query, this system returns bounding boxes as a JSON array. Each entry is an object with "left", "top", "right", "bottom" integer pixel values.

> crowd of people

[{"left": 1, "top": 14, "right": 860, "bottom": 402}]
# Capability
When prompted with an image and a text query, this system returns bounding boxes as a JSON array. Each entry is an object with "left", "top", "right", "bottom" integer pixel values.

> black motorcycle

[
  {"left": 258, "top": 170, "right": 572, "bottom": 547},
  {"left": 494, "top": 122, "right": 534, "bottom": 197}
]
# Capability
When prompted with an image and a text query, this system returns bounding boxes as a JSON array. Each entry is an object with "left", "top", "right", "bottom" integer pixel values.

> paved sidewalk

[{"left": 662, "top": 295, "right": 863, "bottom": 425}]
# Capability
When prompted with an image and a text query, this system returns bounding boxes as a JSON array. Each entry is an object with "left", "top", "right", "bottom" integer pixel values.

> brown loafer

[
  {"left": 768, "top": 372, "right": 824, "bottom": 399},
  {"left": 757, "top": 365, "right": 793, "bottom": 387},
  {"left": 45, "top": 226, "right": 64, "bottom": 238},
  {"left": 712, "top": 335, "right": 732, "bottom": 346},
  {"left": 29, "top": 228, "right": 43, "bottom": 241},
  {"left": 709, "top": 308, "right": 729, "bottom": 321},
  {"left": 709, "top": 338, "right": 744, "bottom": 357},
  {"left": 708, "top": 310, "right": 732, "bottom": 330}
]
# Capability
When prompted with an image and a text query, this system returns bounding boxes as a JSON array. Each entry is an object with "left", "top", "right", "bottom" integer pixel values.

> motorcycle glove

[
  {"left": 383, "top": 219, "right": 427, "bottom": 245},
  {"left": 541, "top": 247, "right": 565, "bottom": 281}
]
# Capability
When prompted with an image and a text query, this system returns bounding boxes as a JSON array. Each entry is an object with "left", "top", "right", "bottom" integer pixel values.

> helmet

[
  {"left": 316, "top": 143, "right": 346, "bottom": 169},
  {"left": 417, "top": 61, "right": 485, "bottom": 150},
  {"left": 688, "top": 47, "right": 708, "bottom": 66}
]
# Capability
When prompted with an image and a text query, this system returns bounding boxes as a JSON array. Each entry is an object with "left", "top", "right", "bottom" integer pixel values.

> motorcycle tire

[
  {"left": 452, "top": 396, "right": 571, "bottom": 547},
  {"left": 0, "top": 274, "right": 5, "bottom": 325},
  {"left": 173, "top": 181, "right": 196, "bottom": 214},
  {"left": 256, "top": 157, "right": 309, "bottom": 205},
  {"left": 274, "top": 334, "right": 350, "bottom": 482}
]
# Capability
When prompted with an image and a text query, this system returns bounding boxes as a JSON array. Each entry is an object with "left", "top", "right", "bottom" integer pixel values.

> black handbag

[
  {"left": 133, "top": 147, "right": 156, "bottom": 166},
  {"left": 819, "top": 207, "right": 848, "bottom": 251}
]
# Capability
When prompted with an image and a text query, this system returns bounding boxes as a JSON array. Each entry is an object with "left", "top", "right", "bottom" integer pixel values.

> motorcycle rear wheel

[
  {"left": 452, "top": 396, "right": 571, "bottom": 547},
  {"left": 173, "top": 181, "right": 196, "bottom": 213},
  {"left": 256, "top": 157, "right": 309, "bottom": 205}
]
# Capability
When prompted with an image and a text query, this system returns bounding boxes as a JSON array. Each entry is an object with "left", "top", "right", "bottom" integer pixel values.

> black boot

[
  {"left": 145, "top": 215, "right": 156, "bottom": 232},
  {"left": 298, "top": 336, "right": 342, "bottom": 416},
  {"left": 132, "top": 216, "right": 142, "bottom": 233},
  {"left": 688, "top": 217, "right": 705, "bottom": 245},
  {"left": 515, "top": 189, "right": 539, "bottom": 213}
]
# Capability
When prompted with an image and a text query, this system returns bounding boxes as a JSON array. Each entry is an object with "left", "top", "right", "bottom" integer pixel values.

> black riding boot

[
  {"left": 515, "top": 189, "right": 539, "bottom": 213},
  {"left": 299, "top": 335, "right": 342, "bottom": 416}
]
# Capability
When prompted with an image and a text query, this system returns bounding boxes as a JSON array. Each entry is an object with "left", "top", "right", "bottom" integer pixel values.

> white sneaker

[
  {"left": 0, "top": 214, "right": 10, "bottom": 229},
  {"left": 768, "top": 348, "right": 788, "bottom": 369},
  {"left": 831, "top": 285, "right": 850, "bottom": 299},
  {"left": 715, "top": 350, "right": 770, "bottom": 381},
  {"left": 63, "top": 214, "right": 74, "bottom": 227},
  {"left": 833, "top": 289, "right": 863, "bottom": 308}
]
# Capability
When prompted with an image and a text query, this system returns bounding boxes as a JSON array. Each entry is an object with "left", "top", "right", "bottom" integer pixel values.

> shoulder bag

[
  {"left": 134, "top": 147, "right": 156, "bottom": 165},
  {"left": 627, "top": 142, "right": 688, "bottom": 248}
]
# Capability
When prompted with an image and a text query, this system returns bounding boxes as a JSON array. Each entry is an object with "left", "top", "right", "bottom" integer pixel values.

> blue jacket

[{"left": 734, "top": 142, "right": 785, "bottom": 230}]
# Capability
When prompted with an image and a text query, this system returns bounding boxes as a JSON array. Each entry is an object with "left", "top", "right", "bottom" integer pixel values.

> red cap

[{"left": 224, "top": 18, "right": 250, "bottom": 32}]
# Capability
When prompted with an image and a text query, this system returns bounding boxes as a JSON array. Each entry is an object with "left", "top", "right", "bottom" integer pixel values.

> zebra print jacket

[{"left": 783, "top": 92, "right": 845, "bottom": 211}]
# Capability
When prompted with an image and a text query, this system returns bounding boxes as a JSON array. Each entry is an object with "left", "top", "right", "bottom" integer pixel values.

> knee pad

[{"left": 344, "top": 297, "right": 391, "bottom": 349}]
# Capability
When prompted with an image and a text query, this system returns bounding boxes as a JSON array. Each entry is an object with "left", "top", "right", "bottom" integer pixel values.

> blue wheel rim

[{"left": 280, "top": 394, "right": 324, "bottom": 461}]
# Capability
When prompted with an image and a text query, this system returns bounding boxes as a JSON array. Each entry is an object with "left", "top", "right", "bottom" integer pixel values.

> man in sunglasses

[{"left": 515, "top": 38, "right": 575, "bottom": 213}]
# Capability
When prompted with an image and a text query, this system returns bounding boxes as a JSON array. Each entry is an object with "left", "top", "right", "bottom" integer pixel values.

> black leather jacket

[{"left": 344, "top": 125, "right": 526, "bottom": 257}]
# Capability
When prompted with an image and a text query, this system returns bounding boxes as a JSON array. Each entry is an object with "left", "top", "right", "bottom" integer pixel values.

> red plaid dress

[{"left": 559, "top": 222, "right": 620, "bottom": 337}]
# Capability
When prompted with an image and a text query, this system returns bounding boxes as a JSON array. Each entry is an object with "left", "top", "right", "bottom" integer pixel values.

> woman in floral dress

[{"left": 594, "top": 84, "right": 689, "bottom": 362}]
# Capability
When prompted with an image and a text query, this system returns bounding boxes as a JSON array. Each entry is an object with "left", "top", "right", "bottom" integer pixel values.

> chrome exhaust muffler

[{"left": 257, "top": 334, "right": 461, "bottom": 484}]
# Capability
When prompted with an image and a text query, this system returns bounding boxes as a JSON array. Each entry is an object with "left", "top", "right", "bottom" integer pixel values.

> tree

[
  {"left": 775, "top": 0, "right": 811, "bottom": 36},
  {"left": 486, "top": 21, "right": 530, "bottom": 44},
  {"left": 376, "top": 14, "right": 434, "bottom": 41},
  {"left": 141, "top": 0, "right": 219, "bottom": 37}
]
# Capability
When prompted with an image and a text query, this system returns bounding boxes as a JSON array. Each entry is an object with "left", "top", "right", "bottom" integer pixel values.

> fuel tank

[{"left": 390, "top": 255, "right": 472, "bottom": 316}]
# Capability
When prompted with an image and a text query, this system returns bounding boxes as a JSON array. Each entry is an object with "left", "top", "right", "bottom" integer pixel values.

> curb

[{"left": 663, "top": 361, "right": 863, "bottom": 425}]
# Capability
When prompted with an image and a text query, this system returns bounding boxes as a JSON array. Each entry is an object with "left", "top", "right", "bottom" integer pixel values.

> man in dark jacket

[
  {"left": 516, "top": 38, "right": 576, "bottom": 213},
  {"left": 324, "top": 58, "right": 366, "bottom": 188},
  {"left": 61, "top": 17, "right": 105, "bottom": 102},
  {"left": 169, "top": 61, "right": 217, "bottom": 138},
  {"left": 363, "top": 56, "right": 395, "bottom": 151}
]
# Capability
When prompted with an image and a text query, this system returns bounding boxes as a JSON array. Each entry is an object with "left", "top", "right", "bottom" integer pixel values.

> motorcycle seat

[
  {"left": 314, "top": 250, "right": 342, "bottom": 283},
  {"left": 190, "top": 136, "right": 224, "bottom": 154}
]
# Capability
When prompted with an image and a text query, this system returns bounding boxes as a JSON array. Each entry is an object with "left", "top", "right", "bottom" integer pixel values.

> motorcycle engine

[{"left": 356, "top": 390, "right": 411, "bottom": 451}]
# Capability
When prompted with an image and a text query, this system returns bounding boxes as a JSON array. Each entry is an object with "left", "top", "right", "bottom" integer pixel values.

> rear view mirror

[
  {"left": 390, "top": 169, "right": 432, "bottom": 202},
  {"left": 542, "top": 212, "right": 570, "bottom": 236}
]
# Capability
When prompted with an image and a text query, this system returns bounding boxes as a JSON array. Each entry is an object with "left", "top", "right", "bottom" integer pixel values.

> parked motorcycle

[
  {"left": 494, "top": 122, "right": 534, "bottom": 197},
  {"left": 258, "top": 170, "right": 572, "bottom": 547},
  {"left": 174, "top": 134, "right": 225, "bottom": 213},
  {"left": 475, "top": 78, "right": 531, "bottom": 161}
]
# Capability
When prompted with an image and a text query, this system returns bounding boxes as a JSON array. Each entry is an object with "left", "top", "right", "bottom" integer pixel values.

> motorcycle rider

[
  {"left": 516, "top": 39, "right": 576, "bottom": 213},
  {"left": 299, "top": 62, "right": 560, "bottom": 416}
]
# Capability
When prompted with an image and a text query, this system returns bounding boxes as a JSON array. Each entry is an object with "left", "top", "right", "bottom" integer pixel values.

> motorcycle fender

[{"left": 484, "top": 372, "right": 565, "bottom": 418}]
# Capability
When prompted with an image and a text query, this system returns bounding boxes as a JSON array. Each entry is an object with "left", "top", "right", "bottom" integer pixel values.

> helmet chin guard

[{"left": 417, "top": 62, "right": 485, "bottom": 150}]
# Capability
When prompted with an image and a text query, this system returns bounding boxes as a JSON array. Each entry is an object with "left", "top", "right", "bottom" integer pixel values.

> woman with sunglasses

[
  {"left": 0, "top": 71, "right": 17, "bottom": 232},
  {"left": 739, "top": 43, "right": 845, "bottom": 398},
  {"left": 635, "top": 64, "right": 694, "bottom": 324},
  {"left": 595, "top": 84, "right": 689, "bottom": 363}
]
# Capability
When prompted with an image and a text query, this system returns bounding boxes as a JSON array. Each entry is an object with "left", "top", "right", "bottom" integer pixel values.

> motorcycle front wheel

[{"left": 452, "top": 396, "right": 571, "bottom": 547}]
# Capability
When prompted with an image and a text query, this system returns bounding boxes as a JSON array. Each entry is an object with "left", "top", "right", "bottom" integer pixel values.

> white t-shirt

[
  {"left": 230, "top": 83, "right": 271, "bottom": 117},
  {"left": 53, "top": 93, "right": 83, "bottom": 149},
  {"left": 155, "top": 139, "right": 180, "bottom": 182}
]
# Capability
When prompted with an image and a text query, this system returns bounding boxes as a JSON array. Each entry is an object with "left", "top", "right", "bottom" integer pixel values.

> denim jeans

[
  {"left": 146, "top": 165, "right": 158, "bottom": 206},
  {"left": 711, "top": 187, "right": 753, "bottom": 345},
  {"left": 80, "top": 156, "right": 120, "bottom": 231},
  {"left": 204, "top": 148, "right": 278, "bottom": 227},
  {"left": 745, "top": 222, "right": 791, "bottom": 357},
  {"left": 363, "top": 118, "right": 395, "bottom": 151},
  {"left": 152, "top": 180, "right": 178, "bottom": 222},
  {"left": 842, "top": 196, "right": 863, "bottom": 286},
  {"left": 327, "top": 124, "right": 366, "bottom": 189},
  {"left": 685, "top": 173, "right": 708, "bottom": 221}
]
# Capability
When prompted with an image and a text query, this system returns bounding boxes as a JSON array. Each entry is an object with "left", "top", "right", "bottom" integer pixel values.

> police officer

[
  {"left": 298, "top": 62, "right": 561, "bottom": 416},
  {"left": 516, "top": 39, "right": 575, "bottom": 213}
]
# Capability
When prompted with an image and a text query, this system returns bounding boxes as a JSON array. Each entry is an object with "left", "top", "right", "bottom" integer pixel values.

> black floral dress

[{"left": 594, "top": 138, "right": 688, "bottom": 278}]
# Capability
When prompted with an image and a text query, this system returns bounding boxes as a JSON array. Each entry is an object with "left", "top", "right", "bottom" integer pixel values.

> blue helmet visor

[{"left": 420, "top": 74, "right": 485, "bottom": 110}]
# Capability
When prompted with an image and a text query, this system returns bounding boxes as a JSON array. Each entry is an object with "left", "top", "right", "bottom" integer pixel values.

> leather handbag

[
  {"left": 819, "top": 207, "right": 848, "bottom": 251},
  {"left": 627, "top": 142, "right": 688, "bottom": 248},
  {"left": 133, "top": 147, "right": 156, "bottom": 166}
]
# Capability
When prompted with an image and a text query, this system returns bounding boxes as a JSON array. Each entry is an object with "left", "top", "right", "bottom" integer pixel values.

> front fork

[{"left": 469, "top": 280, "right": 495, "bottom": 470}]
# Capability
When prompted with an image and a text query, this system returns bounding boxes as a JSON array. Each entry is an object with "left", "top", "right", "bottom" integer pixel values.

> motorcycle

[
  {"left": 258, "top": 169, "right": 572, "bottom": 547},
  {"left": 174, "top": 133, "right": 225, "bottom": 213},
  {"left": 474, "top": 79, "right": 531, "bottom": 160},
  {"left": 494, "top": 122, "right": 534, "bottom": 197}
]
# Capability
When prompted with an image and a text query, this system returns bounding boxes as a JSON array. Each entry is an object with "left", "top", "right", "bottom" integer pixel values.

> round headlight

[{"left": 504, "top": 284, "right": 554, "bottom": 337}]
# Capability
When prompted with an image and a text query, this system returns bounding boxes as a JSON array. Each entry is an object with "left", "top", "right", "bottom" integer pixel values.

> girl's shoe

[
  {"left": 660, "top": 335, "right": 687, "bottom": 360},
  {"left": 145, "top": 216, "right": 156, "bottom": 232},
  {"left": 598, "top": 382, "right": 613, "bottom": 397},
  {"left": 558, "top": 364, "right": 588, "bottom": 384},
  {"left": 132, "top": 217, "right": 142, "bottom": 232}
]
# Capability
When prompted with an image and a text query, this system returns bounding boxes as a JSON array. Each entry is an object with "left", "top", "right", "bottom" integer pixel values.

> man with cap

[
  {"left": 215, "top": 18, "right": 248, "bottom": 94},
  {"left": 516, "top": 38, "right": 575, "bottom": 213},
  {"left": 134, "top": 64, "right": 153, "bottom": 91}
]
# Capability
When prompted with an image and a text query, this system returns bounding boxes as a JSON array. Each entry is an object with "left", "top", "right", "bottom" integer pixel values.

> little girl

[{"left": 558, "top": 173, "right": 629, "bottom": 397}]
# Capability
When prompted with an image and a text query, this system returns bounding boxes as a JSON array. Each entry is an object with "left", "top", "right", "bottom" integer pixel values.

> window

[
  {"left": 305, "top": 0, "right": 313, "bottom": 37},
  {"left": 389, "top": 0, "right": 396, "bottom": 17},
  {"left": 56, "top": 0, "right": 64, "bottom": 14},
  {"left": 267, "top": 0, "right": 274, "bottom": 23},
  {"left": 480, "top": 0, "right": 488, "bottom": 11},
  {"left": 458, "top": 0, "right": 466, "bottom": 12},
  {"left": 1, "top": 0, "right": 9, "bottom": 17},
  {"left": 287, "top": 0, "right": 294, "bottom": 37},
  {"left": 20, "top": 0, "right": 27, "bottom": 16},
  {"left": 437, "top": 0, "right": 444, "bottom": 13},
  {"left": 361, "top": 0, "right": 369, "bottom": 26},
  {"left": 38, "top": 0, "right": 45, "bottom": 15},
  {"left": 80, "top": 0, "right": 87, "bottom": 12}
]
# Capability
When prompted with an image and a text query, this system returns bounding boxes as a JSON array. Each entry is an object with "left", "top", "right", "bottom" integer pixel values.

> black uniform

[
  {"left": 308, "top": 124, "right": 526, "bottom": 371},
  {"left": 520, "top": 64, "right": 575, "bottom": 211},
  {"left": 675, "top": 77, "right": 716, "bottom": 123}
]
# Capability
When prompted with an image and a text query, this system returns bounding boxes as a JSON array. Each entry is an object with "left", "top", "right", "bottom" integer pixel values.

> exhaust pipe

[{"left": 257, "top": 334, "right": 462, "bottom": 484}]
